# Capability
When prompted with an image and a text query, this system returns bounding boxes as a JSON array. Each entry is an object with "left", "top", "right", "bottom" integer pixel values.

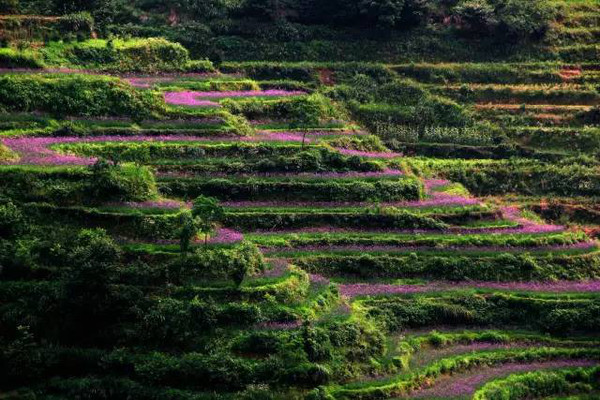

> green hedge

[
  {"left": 65, "top": 38, "right": 197, "bottom": 73},
  {"left": 296, "top": 252, "right": 600, "bottom": 282},
  {"left": 0, "top": 164, "right": 157, "bottom": 205},
  {"left": 364, "top": 292, "right": 600, "bottom": 333},
  {"left": 407, "top": 159, "right": 600, "bottom": 197},
  {"left": 225, "top": 211, "right": 446, "bottom": 232},
  {"left": 473, "top": 366, "right": 600, "bottom": 400},
  {"left": 159, "top": 176, "right": 424, "bottom": 202},
  {"left": 0, "top": 48, "right": 45, "bottom": 68},
  {"left": 0, "top": 74, "right": 164, "bottom": 119}
]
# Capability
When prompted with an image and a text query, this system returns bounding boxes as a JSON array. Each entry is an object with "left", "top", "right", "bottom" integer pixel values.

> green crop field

[{"left": 0, "top": 0, "right": 599, "bottom": 399}]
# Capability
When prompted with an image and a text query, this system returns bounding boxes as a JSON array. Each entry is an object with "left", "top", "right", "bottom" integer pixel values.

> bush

[
  {"left": 576, "top": 106, "right": 600, "bottom": 125},
  {"left": 0, "top": 201, "right": 26, "bottom": 238},
  {"left": 473, "top": 366, "right": 600, "bottom": 400},
  {"left": 454, "top": 0, "right": 556, "bottom": 41},
  {"left": 0, "top": 48, "right": 45, "bottom": 68},
  {"left": 296, "top": 252, "right": 600, "bottom": 282},
  {"left": 68, "top": 38, "right": 192, "bottom": 73},
  {"left": 0, "top": 74, "right": 164, "bottom": 119},
  {"left": 89, "top": 161, "right": 158, "bottom": 203},
  {"left": 59, "top": 12, "right": 94, "bottom": 35},
  {"left": 0, "top": 163, "right": 158, "bottom": 204},
  {"left": 159, "top": 175, "right": 424, "bottom": 202}
]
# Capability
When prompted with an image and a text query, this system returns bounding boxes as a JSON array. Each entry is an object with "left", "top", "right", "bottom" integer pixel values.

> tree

[
  {"left": 0, "top": 201, "right": 26, "bottom": 238},
  {"left": 454, "top": 0, "right": 497, "bottom": 35},
  {"left": 60, "top": 229, "right": 122, "bottom": 341},
  {"left": 192, "top": 195, "right": 224, "bottom": 245},
  {"left": 178, "top": 209, "right": 198, "bottom": 254},
  {"left": 359, "top": 0, "right": 406, "bottom": 29},
  {"left": 453, "top": 0, "right": 555, "bottom": 41}
]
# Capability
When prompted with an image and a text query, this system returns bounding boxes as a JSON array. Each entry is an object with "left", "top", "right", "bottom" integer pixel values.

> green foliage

[
  {"left": 89, "top": 161, "right": 158, "bottom": 203},
  {"left": 0, "top": 48, "right": 45, "bottom": 68},
  {"left": 0, "top": 163, "right": 158, "bottom": 204},
  {"left": 191, "top": 195, "right": 224, "bottom": 245},
  {"left": 0, "top": 201, "right": 26, "bottom": 238},
  {"left": 365, "top": 293, "right": 600, "bottom": 333},
  {"left": 297, "top": 251, "right": 600, "bottom": 282},
  {"left": 160, "top": 175, "right": 424, "bottom": 202},
  {"left": 177, "top": 209, "right": 197, "bottom": 254},
  {"left": 454, "top": 0, "right": 556, "bottom": 41},
  {"left": 0, "top": 74, "right": 165, "bottom": 119},
  {"left": 473, "top": 366, "right": 600, "bottom": 400},
  {"left": 59, "top": 228, "right": 125, "bottom": 341},
  {"left": 66, "top": 38, "right": 193, "bottom": 73}
]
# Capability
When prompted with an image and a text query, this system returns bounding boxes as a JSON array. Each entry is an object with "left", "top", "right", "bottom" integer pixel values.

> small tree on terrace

[
  {"left": 191, "top": 195, "right": 224, "bottom": 245},
  {"left": 178, "top": 209, "right": 198, "bottom": 254}
]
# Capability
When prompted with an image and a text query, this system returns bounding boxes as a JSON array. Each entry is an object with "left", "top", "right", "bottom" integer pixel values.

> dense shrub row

[
  {"left": 223, "top": 93, "right": 341, "bottom": 123},
  {"left": 0, "top": 48, "right": 45, "bottom": 68},
  {"left": 406, "top": 159, "right": 600, "bottom": 197},
  {"left": 156, "top": 150, "right": 384, "bottom": 174},
  {"left": 63, "top": 38, "right": 206, "bottom": 73},
  {"left": 438, "top": 85, "right": 600, "bottom": 106},
  {"left": 364, "top": 292, "right": 600, "bottom": 333},
  {"left": 392, "top": 63, "right": 569, "bottom": 84},
  {"left": 296, "top": 252, "right": 600, "bottom": 282},
  {"left": 473, "top": 366, "right": 600, "bottom": 400},
  {"left": 0, "top": 74, "right": 164, "bottom": 119},
  {"left": 0, "top": 163, "right": 157, "bottom": 204},
  {"left": 159, "top": 176, "right": 424, "bottom": 202},
  {"left": 226, "top": 210, "right": 447, "bottom": 232}
]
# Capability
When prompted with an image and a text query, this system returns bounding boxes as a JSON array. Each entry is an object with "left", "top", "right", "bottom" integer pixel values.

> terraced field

[{"left": 0, "top": 0, "right": 599, "bottom": 399}]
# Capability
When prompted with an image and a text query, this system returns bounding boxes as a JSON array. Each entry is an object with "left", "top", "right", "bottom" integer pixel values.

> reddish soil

[
  {"left": 559, "top": 65, "right": 582, "bottom": 80},
  {"left": 318, "top": 69, "right": 336, "bottom": 86}
]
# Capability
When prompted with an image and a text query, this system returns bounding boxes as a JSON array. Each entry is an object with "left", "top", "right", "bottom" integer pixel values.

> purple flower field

[
  {"left": 263, "top": 241, "right": 598, "bottom": 255},
  {"left": 337, "top": 279, "right": 600, "bottom": 298},
  {"left": 164, "top": 90, "right": 306, "bottom": 106},
  {"left": 256, "top": 320, "right": 302, "bottom": 330},
  {"left": 337, "top": 148, "right": 403, "bottom": 159},
  {"left": 0, "top": 135, "right": 237, "bottom": 165}
]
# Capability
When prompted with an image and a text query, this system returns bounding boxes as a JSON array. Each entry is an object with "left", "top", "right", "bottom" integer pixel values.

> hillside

[{"left": 0, "top": 1, "right": 599, "bottom": 399}]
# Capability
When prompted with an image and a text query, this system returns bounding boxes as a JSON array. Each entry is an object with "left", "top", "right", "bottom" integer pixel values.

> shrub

[
  {"left": 59, "top": 12, "right": 94, "bottom": 35},
  {"left": 0, "top": 201, "right": 26, "bottom": 238},
  {"left": 0, "top": 74, "right": 164, "bottom": 119},
  {"left": 159, "top": 176, "right": 424, "bottom": 202},
  {"left": 453, "top": 0, "right": 556, "bottom": 41},
  {"left": 68, "top": 38, "right": 192, "bottom": 73},
  {"left": 89, "top": 161, "right": 158, "bottom": 203},
  {"left": 473, "top": 366, "right": 600, "bottom": 400},
  {"left": 0, "top": 48, "right": 45, "bottom": 68},
  {"left": 576, "top": 106, "right": 600, "bottom": 125}
]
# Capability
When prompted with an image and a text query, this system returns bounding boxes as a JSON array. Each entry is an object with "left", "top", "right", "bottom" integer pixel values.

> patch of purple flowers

[
  {"left": 0, "top": 135, "right": 238, "bottom": 166},
  {"left": 338, "top": 279, "right": 600, "bottom": 298},
  {"left": 256, "top": 320, "right": 302, "bottom": 330},
  {"left": 164, "top": 92, "right": 221, "bottom": 107},
  {"left": 208, "top": 228, "right": 244, "bottom": 244},
  {"left": 263, "top": 241, "right": 597, "bottom": 255},
  {"left": 337, "top": 148, "right": 403, "bottom": 159},
  {"left": 164, "top": 90, "right": 306, "bottom": 107},
  {"left": 411, "top": 360, "right": 596, "bottom": 398}
]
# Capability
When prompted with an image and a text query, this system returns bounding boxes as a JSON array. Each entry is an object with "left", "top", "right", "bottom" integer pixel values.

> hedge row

[
  {"left": 296, "top": 252, "right": 600, "bottom": 282},
  {"left": 364, "top": 292, "right": 600, "bottom": 333},
  {"left": 0, "top": 164, "right": 157, "bottom": 204},
  {"left": 473, "top": 366, "right": 600, "bottom": 400},
  {"left": 406, "top": 159, "right": 600, "bottom": 197},
  {"left": 159, "top": 176, "right": 424, "bottom": 202},
  {"left": 0, "top": 74, "right": 164, "bottom": 119}
]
